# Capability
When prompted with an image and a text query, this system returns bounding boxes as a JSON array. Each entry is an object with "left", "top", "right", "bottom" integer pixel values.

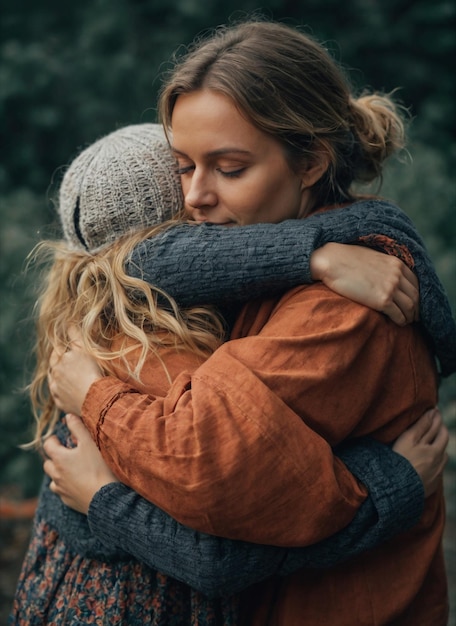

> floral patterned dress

[{"left": 9, "top": 423, "right": 240, "bottom": 626}]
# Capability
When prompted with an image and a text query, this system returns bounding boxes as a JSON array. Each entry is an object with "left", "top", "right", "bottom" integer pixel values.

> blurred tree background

[{"left": 1, "top": 0, "right": 455, "bottom": 529}]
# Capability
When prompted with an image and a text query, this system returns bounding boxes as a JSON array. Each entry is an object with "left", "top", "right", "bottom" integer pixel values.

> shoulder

[
  {"left": 265, "top": 283, "right": 424, "bottom": 354},
  {"left": 233, "top": 283, "right": 388, "bottom": 340},
  {"left": 273, "top": 283, "right": 380, "bottom": 325}
]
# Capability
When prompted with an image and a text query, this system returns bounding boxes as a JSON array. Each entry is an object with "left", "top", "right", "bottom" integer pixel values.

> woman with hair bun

[{"left": 46, "top": 19, "right": 452, "bottom": 625}]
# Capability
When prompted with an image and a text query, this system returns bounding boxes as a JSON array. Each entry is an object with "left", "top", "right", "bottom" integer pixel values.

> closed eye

[
  {"left": 218, "top": 168, "right": 246, "bottom": 178},
  {"left": 176, "top": 165, "right": 195, "bottom": 175}
]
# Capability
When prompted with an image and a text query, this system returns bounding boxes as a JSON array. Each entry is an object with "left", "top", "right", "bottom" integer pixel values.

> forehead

[{"left": 170, "top": 89, "right": 276, "bottom": 155}]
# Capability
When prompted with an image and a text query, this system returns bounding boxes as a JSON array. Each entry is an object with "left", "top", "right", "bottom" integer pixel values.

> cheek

[
  {"left": 180, "top": 178, "right": 191, "bottom": 199},
  {"left": 225, "top": 167, "right": 304, "bottom": 224},
  {"left": 229, "top": 185, "right": 269, "bottom": 223},
  {"left": 256, "top": 180, "right": 303, "bottom": 222}
]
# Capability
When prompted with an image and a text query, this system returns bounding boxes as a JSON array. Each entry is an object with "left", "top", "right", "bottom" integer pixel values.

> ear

[{"left": 300, "top": 149, "right": 330, "bottom": 190}]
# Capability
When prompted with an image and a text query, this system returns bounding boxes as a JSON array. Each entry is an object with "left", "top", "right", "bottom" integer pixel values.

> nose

[{"left": 183, "top": 168, "right": 217, "bottom": 213}]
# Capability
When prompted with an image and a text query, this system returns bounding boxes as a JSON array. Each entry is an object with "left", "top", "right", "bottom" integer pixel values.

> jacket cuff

[{"left": 81, "top": 377, "right": 137, "bottom": 442}]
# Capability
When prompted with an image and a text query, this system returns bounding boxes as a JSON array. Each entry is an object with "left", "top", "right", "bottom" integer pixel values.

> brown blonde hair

[
  {"left": 27, "top": 222, "right": 224, "bottom": 448},
  {"left": 159, "top": 19, "right": 406, "bottom": 208}
]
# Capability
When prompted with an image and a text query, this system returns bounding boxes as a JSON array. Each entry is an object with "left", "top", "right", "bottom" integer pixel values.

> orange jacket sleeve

[{"left": 81, "top": 285, "right": 436, "bottom": 547}]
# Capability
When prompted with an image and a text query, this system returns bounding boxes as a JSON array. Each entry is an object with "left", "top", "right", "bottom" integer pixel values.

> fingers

[
  {"left": 400, "top": 264, "right": 419, "bottom": 294},
  {"left": 42, "top": 434, "right": 65, "bottom": 459},
  {"left": 400, "top": 266, "right": 419, "bottom": 321},
  {"left": 396, "top": 270, "right": 420, "bottom": 323},
  {"left": 389, "top": 274, "right": 419, "bottom": 325},
  {"left": 391, "top": 291, "right": 416, "bottom": 325},
  {"left": 420, "top": 412, "right": 448, "bottom": 478},
  {"left": 43, "top": 458, "right": 54, "bottom": 478},
  {"left": 393, "top": 407, "right": 449, "bottom": 498},
  {"left": 46, "top": 473, "right": 64, "bottom": 499},
  {"left": 380, "top": 259, "right": 419, "bottom": 325},
  {"left": 400, "top": 408, "right": 436, "bottom": 445},
  {"left": 432, "top": 420, "right": 450, "bottom": 458},
  {"left": 42, "top": 436, "right": 75, "bottom": 496},
  {"left": 423, "top": 412, "right": 449, "bottom": 476},
  {"left": 377, "top": 281, "right": 418, "bottom": 327},
  {"left": 381, "top": 301, "right": 406, "bottom": 327},
  {"left": 65, "top": 413, "right": 90, "bottom": 442},
  {"left": 418, "top": 409, "right": 443, "bottom": 445},
  {"left": 43, "top": 458, "right": 63, "bottom": 497}
]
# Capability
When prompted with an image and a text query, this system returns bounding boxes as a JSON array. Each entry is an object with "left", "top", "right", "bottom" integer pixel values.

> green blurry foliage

[{"left": 1, "top": 0, "right": 455, "bottom": 495}]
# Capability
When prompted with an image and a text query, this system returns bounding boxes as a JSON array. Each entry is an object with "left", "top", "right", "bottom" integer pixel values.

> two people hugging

[{"left": 11, "top": 19, "right": 454, "bottom": 626}]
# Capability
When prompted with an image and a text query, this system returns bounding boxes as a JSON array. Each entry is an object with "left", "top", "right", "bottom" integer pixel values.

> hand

[
  {"left": 393, "top": 407, "right": 449, "bottom": 498},
  {"left": 43, "top": 414, "right": 119, "bottom": 514},
  {"left": 48, "top": 329, "right": 103, "bottom": 416},
  {"left": 310, "top": 243, "right": 419, "bottom": 326}
]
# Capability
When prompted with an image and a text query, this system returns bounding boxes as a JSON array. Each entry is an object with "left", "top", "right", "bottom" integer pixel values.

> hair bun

[{"left": 349, "top": 94, "right": 406, "bottom": 183}]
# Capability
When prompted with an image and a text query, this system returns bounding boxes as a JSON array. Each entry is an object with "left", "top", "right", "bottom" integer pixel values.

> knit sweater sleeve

[
  {"left": 87, "top": 439, "right": 423, "bottom": 598},
  {"left": 127, "top": 199, "right": 455, "bottom": 376}
]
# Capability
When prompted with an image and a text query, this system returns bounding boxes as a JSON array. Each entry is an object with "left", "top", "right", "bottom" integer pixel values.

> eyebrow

[{"left": 172, "top": 147, "right": 252, "bottom": 158}]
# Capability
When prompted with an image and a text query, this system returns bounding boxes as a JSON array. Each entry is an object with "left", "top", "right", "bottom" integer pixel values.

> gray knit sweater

[
  {"left": 35, "top": 198, "right": 454, "bottom": 598},
  {"left": 37, "top": 432, "right": 422, "bottom": 598},
  {"left": 128, "top": 199, "right": 456, "bottom": 376}
]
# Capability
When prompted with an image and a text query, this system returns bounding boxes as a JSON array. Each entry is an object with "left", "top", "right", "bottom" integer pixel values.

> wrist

[
  {"left": 81, "top": 373, "right": 103, "bottom": 406},
  {"left": 310, "top": 243, "right": 333, "bottom": 281}
]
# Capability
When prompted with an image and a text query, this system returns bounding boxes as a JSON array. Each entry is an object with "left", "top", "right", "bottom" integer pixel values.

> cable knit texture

[
  {"left": 10, "top": 198, "right": 451, "bottom": 625},
  {"left": 59, "top": 123, "right": 182, "bottom": 252},
  {"left": 32, "top": 426, "right": 422, "bottom": 598},
  {"left": 128, "top": 199, "right": 456, "bottom": 376}
]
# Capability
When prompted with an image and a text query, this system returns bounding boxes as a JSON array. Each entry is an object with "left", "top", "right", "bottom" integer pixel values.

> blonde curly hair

[
  {"left": 27, "top": 224, "right": 224, "bottom": 448},
  {"left": 26, "top": 123, "right": 225, "bottom": 448}
]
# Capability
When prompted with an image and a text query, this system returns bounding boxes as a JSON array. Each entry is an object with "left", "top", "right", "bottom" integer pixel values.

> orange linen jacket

[{"left": 82, "top": 283, "right": 447, "bottom": 625}]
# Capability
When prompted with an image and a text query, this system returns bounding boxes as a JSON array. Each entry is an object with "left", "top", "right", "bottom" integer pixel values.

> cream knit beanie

[{"left": 58, "top": 124, "right": 182, "bottom": 253}]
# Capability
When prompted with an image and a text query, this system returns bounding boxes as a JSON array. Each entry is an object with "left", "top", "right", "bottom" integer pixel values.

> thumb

[{"left": 65, "top": 413, "right": 90, "bottom": 442}]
